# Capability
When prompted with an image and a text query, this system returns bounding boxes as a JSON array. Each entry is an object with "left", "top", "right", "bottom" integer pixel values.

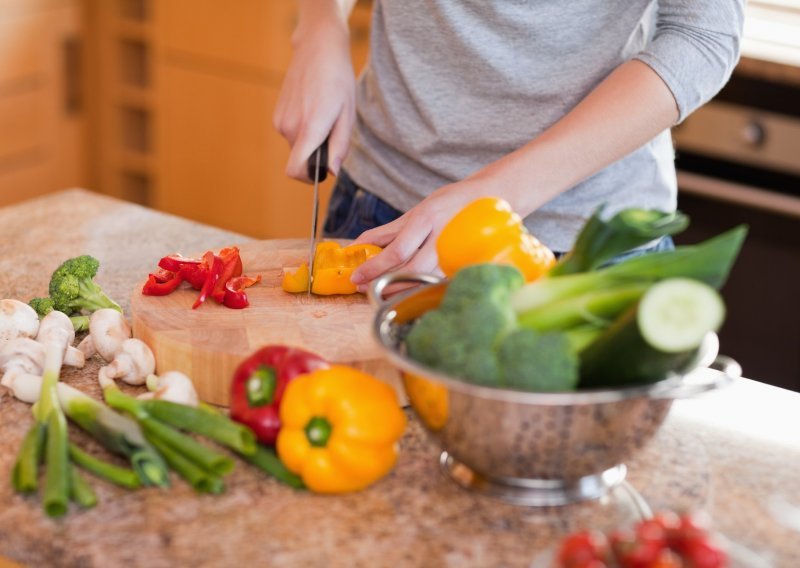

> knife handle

[{"left": 306, "top": 137, "right": 329, "bottom": 182}]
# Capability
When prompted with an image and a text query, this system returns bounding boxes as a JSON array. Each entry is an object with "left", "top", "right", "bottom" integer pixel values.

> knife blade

[{"left": 306, "top": 138, "right": 328, "bottom": 294}]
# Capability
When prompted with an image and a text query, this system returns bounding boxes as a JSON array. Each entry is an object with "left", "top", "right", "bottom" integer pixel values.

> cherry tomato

[
  {"left": 680, "top": 537, "right": 728, "bottom": 568},
  {"left": 557, "top": 530, "right": 609, "bottom": 567},
  {"left": 650, "top": 548, "right": 685, "bottom": 568},
  {"left": 636, "top": 519, "right": 669, "bottom": 547},
  {"left": 610, "top": 529, "right": 667, "bottom": 568}
]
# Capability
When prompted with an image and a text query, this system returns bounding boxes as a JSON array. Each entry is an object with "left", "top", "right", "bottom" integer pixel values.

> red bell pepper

[
  {"left": 142, "top": 271, "right": 184, "bottom": 296},
  {"left": 158, "top": 253, "right": 203, "bottom": 273},
  {"left": 229, "top": 346, "right": 329, "bottom": 445},
  {"left": 192, "top": 251, "right": 223, "bottom": 309},
  {"left": 222, "top": 274, "right": 262, "bottom": 309},
  {"left": 211, "top": 247, "right": 243, "bottom": 303}
]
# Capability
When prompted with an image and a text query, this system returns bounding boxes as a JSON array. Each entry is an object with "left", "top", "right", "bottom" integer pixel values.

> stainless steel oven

[{"left": 673, "top": 73, "right": 800, "bottom": 392}]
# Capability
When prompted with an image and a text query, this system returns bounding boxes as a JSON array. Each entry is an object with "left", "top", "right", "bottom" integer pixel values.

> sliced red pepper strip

[
  {"left": 142, "top": 271, "right": 184, "bottom": 296},
  {"left": 158, "top": 253, "right": 203, "bottom": 272},
  {"left": 151, "top": 268, "right": 179, "bottom": 284},
  {"left": 222, "top": 274, "right": 262, "bottom": 309},
  {"left": 211, "top": 247, "right": 243, "bottom": 304},
  {"left": 180, "top": 263, "right": 209, "bottom": 290},
  {"left": 192, "top": 252, "right": 223, "bottom": 309}
]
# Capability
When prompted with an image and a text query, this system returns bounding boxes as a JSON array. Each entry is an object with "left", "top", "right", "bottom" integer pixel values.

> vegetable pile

[
  {"left": 406, "top": 202, "right": 747, "bottom": 391},
  {"left": 141, "top": 247, "right": 261, "bottom": 309},
  {"left": 4, "top": 256, "right": 406, "bottom": 517},
  {"left": 555, "top": 511, "right": 729, "bottom": 568}
]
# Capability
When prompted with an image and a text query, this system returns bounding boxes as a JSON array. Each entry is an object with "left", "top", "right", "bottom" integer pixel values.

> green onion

[
  {"left": 239, "top": 445, "right": 305, "bottom": 489},
  {"left": 145, "top": 433, "right": 224, "bottom": 494},
  {"left": 11, "top": 422, "right": 46, "bottom": 494},
  {"left": 139, "top": 417, "right": 234, "bottom": 476},
  {"left": 69, "top": 464, "right": 98, "bottom": 509},
  {"left": 60, "top": 385, "right": 169, "bottom": 488},
  {"left": 43, "top": 410, "right": 70, "bottom": 518},
  {"left": 69, "top": 444, "right": 141, "bottom": 490},
  {"left": 105, "top": 387, "right": 234, "bottom": 477},
  {"left": 142, "top": 399, "right": 257, "bottom": 456}
]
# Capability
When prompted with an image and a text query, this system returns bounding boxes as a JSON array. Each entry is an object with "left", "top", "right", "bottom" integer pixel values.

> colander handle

[
  {"left": 368, "top": 272, "right": 444, "bottom": 308},
  {"left": 649, "top": 355, "right": 742, "bottom": 400}
]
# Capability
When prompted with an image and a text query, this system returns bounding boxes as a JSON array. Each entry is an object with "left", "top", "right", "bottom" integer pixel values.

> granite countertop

[{"left": 1, "top": 190, "right": 799, "bottom": 567}]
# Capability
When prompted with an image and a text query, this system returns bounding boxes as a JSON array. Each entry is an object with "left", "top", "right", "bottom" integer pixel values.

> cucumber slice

[{"left": 637, "top": 278, "right": 725, "bottom": 353}]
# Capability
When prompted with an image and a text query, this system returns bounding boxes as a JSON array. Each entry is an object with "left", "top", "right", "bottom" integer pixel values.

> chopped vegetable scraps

[
  {"left": 141, "top": 246, "right": 260, "bottom": 310},
  {"left": 281, "top": 241, "right": 382, "bottom": 295}
]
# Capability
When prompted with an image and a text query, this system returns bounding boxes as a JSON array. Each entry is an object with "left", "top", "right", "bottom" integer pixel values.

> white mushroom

[
  {"left": 36, "top": 310, "right": 74, "bottom": 370},
  {"left": 77, "top": 334, "right": 96, "bottom": 358},
  {"left": 86, "top": 308, "right": 132, "bottom": 361},
  {"left": 98, "top": 338, "right": 155, "bottom": 388},
  {"left": 0, "top": 299, "right": 40, "bottom": 344},
  {"left": 139, "top": 371, "right": 199, "bottom": 407},
  {"left": 0, "top": 367, "right": 44, "bottom": 404},
  {"left": 0, "top": 338, "right": 46, "bottom": 375}
]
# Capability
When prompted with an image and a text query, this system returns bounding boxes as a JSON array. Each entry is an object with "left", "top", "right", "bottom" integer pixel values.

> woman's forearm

[
  {"left": 294, "top": 0, "right": 355, "bottom": 45},
  {"left": 476, "top": 60, "right": 680, "bottom": 217}
]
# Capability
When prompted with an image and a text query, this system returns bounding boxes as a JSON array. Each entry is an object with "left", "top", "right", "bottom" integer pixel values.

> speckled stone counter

[{"left": 1, "top": 190, "right": 799, "bottom": 567}]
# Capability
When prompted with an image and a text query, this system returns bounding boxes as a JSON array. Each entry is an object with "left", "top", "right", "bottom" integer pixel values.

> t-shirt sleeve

[{"left": 634, "top": 0, "right": 745, "bottom": 123}]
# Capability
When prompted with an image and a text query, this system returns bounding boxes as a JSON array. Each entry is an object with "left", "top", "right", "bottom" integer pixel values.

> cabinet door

[
  {"left": 157, "top": 63, "right": 331, "bottom": 238},
  {"left": 0, "top": 1, "right": 83, "bottom": 206}
]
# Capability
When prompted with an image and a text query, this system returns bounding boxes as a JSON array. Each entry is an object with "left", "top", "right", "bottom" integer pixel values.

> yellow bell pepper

[
  {"left": 276, "top": 365, "right": 407, "bottom": 494},
  {"left": 436, "top": 197, "right": 556, "bottom": 282},
  {"left": 281, "top": 241, "right": 382, "bottom": 295},
  {"left": 402, "top": 373, "right": 448, "bottom": 431}
]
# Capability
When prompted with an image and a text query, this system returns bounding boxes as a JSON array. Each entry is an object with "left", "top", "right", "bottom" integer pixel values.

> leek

[{"left": 69, "top": 464, "right": 98, "bottom": 509}]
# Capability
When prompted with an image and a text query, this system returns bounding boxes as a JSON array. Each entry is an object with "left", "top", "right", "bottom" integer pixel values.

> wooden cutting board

[{"left": 130, "top": 239, "right": 401, "bottom": 406}]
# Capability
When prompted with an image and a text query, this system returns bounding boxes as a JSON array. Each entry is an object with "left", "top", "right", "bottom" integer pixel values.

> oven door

[{"left": 673, "top": 77, "right": 800, "bottom": 393}]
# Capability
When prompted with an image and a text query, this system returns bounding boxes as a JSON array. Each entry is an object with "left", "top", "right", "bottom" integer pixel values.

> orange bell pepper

[
  {"left": 436, "top": 197, "right": 556, "bottom": 282},
  {"left": 276, "top": 365, "right": 407, "bottom": 494},
  {"left": 281, "top": 241, "right": 382, "bottom": 295}
]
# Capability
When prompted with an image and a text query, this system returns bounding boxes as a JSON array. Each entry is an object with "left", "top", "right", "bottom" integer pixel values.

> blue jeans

[
  {"left": 323, "top": 170, "right": 675, "bottom": 258},
  {"left": 323, "top": 170, "right": 403, "bottom": 239}
]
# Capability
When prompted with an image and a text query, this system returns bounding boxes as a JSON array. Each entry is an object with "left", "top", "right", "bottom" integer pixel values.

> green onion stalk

[
  {"left": 64, "top": 385, "right": 170, "bottom": 488},
  {"left": 69, "top": 444, "right": 141, "bottom": 490},
  {"left": 12, "top": 338, "right": 71, "bottom": 517},
  {"left": 149, "top": 400, "right": 304, "bottom": 489},
  {"left": 104, "top": 386, "right": 235, "bottom": 492}
]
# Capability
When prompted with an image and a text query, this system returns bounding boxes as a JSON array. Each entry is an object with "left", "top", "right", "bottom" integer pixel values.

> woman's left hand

[{"left": 348, "top": 180, "right": 489, "bottom": 292}]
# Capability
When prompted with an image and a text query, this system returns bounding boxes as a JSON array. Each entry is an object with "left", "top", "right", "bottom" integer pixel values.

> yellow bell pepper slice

[
  {"left": 281, "top": 242, "right": 382, "bottom": 295},
  {"left": 436, "top": 197, "right": 556, "bottom": 282},
  {"left": 277, "top": 365, "right": 407, "bottom": 494}
]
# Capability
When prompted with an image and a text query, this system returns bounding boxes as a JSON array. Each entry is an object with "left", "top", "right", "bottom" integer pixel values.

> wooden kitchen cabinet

[
  {"left": 153, "top": 1, "right": 372, "bottom": 238},
  {"left": 0, "top": 0, "right": 84, "bottom": 207}
]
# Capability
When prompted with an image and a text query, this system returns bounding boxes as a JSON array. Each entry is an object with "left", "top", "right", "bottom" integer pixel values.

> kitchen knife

[{"left": 306, "top": 138, "right": 328, "bottom": 294}]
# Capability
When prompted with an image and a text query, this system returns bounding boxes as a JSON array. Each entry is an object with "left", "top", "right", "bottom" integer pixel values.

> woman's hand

[
  {"left": 273, "top": 1, "right": 356, "bottom": 180},
  {"left": 349, "top": 179, "right": 492, "bottom": 291}
]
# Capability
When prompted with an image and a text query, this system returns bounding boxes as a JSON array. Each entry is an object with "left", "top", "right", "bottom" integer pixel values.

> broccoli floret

[
  {"left": 405, "top": 262, "right": 580, "bottom": 392},
  {"left": 406, "top": 264, "right": 523, "bottom": 386},
  {"left": 48, "top": 255, "right": 122, "bottom": 315},
  {"left": 29, "top": 296, "right": 90, "bottom": 332},
  {"left": 440, "top": 264, "right": 524, "bottom": 312},
  {"left": 497, "top": 329, "right": 578, "bottom": 391},
  {"left": 29, "top": 297, "right": 55, "bottom": 318}
]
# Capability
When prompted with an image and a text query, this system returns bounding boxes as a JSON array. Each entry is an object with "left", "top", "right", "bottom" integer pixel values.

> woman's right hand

[{"left": 273, "top": 2, "right": 356, "bottom": 181}]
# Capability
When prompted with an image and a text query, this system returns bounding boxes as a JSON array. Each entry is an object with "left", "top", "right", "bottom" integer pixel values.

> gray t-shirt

[{"left": 342, "top": 0, "right": 744, "bottom": 251}]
